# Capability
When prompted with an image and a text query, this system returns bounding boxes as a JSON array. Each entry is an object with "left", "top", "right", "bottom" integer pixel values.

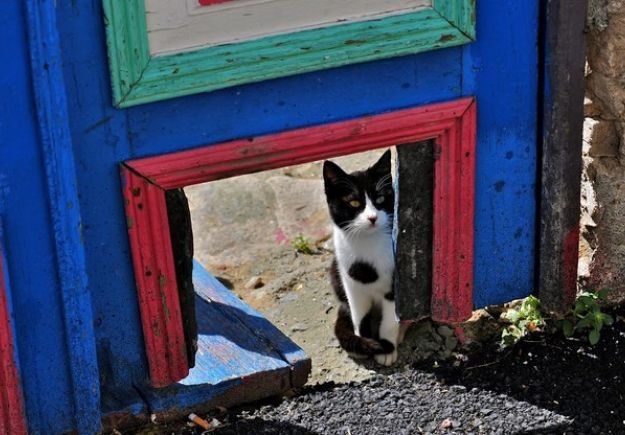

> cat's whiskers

[
  {"left": 375, "top": 173, "right": 392, "bottom": 191},
  {"left": 342, "top": 219, "right": 392, "bottom": 241},
  {"left": 341, "top": 221, "right": 371, "bottom": 241},
  {"left": 342, "top": 223, "right": 361, "bottom": 241}
]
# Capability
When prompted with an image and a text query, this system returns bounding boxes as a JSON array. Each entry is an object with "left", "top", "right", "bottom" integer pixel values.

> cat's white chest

[{"left": 333, "top": 226, "right": 394, "bottom": 298}]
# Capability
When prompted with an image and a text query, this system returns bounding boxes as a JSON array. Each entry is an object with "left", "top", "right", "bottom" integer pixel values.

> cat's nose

[{"left": 367, "top": 215, "right": 377, "bottom": 224}]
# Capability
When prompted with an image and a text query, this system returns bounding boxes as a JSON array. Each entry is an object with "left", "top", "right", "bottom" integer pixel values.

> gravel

[{"left": 208, "top": 372, "right": 569, "bottom": 434}]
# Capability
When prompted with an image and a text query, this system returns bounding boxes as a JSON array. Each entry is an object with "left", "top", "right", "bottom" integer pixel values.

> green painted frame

[{"left": 103, "top": 0, "right": 475, "bottom": 108}]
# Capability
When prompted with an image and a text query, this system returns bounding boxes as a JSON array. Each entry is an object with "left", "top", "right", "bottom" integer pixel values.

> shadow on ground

[
  {"left": 418, "top": 306, "right": 625, "bottom": 434},
  {"left": 207, "top": 419, "right": 318, "bottom": 435}
]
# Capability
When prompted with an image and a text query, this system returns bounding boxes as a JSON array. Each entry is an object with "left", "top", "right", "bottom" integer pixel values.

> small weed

[
  {"left": 292, "top": 234, "right": 314, "bottom": 255},
  {"left": 500, "top": 295, "right": 544, "bottom": 348},
  {"left": 560, "top": 289, "right": 613, "bottom": 345}
]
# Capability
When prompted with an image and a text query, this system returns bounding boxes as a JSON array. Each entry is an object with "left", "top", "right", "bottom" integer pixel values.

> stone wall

[{"left": 582, "top": 0, "right": 625, "bottom": 300}]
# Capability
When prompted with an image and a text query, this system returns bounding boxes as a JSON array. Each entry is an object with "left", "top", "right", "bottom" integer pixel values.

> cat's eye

[
  {"left": 348, "top": 200, "right": 361, "bottom": 208},
  {"left": 375, "top": 196, "right": 385, "bottom": 204}
]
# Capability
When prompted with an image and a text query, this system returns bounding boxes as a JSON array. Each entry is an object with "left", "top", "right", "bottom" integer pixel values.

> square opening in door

[
  {"left": 121, "top": 98, "right": 476, "bottom": 389},
  {"left": 184, "top": 149, "right": 400, "bottom": 385}
]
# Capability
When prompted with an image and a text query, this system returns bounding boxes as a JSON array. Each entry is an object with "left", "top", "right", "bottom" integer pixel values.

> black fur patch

[
  {"left": 348, "top": 261, "right": 379, "bottom": 284},
  {"left": 384, "top": 290, "right": 395, "bottom": 301},
  {"left": 378, "top": 339, "right": 396, "bottom": 353},
  {"left": 329, "top": 258, "right": 347, "bottom": 303},
  {"left": 358, "top": 310, "right": 375, "bottom": 339},
  {"left": 334, "top": 305, "right": 386, "bottom": 355},
  {"left": 359, "top": 304, "right": 382, "bottom": 339}
]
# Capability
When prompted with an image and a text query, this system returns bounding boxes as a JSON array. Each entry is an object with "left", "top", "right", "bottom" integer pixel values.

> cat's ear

[
  {"left": 323, "top": 160, "right": 348, "bottom": 185},
  {"left": 371, "top": 149, "right": 391, "bottom": 176}
]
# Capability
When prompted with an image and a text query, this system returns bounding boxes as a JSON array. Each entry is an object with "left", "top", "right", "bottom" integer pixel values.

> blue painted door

[{"left": 0, "top": 1, "right": 539, "bottom": 433}]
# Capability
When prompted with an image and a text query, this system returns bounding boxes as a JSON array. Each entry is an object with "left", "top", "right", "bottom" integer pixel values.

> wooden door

[{"left": 0, "top": 0, "right": 587, "bottom": 432}]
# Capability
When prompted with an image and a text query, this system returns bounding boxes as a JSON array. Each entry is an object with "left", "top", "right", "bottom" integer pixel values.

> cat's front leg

[
  {"left": 375, "top": 299, "right": 400, "bottom": 366},
  {"left": 345, "top": 291, "right": 372, "bottom": 337}
]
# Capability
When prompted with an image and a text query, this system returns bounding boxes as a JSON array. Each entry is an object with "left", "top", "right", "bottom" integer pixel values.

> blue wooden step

[{"left": 135, "top": 261, "right": 311, "bottom": 413}]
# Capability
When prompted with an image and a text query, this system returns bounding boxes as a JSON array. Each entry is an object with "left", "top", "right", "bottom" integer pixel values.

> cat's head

[{"left": 322, "top": 150, "right": 394, "bottom": 235}]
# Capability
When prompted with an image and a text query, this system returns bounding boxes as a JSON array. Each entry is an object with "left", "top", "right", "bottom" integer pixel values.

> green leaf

[
  {"left": 520, "top": 296, "right": 539, "bottom": 315},
  {"left": 595, "top": 319, "right": 604, "bottom": 332},
  {"left": 589, "top": 329, "right": 600, "bottom": 345},
  {"left": 500, "top": 296, "right": 545, "bottom": 347},
  {"left": 602, "top": 313, "right": 614, "bottom": 326},
  {"left": 562, "top": 320, "right": 574, "bottom": 337},
  {"left": 576, "top": 317, "right": 593, "bottom": 330},
  {"left": 597, "top": 289, "right": 609, "bottom": 300},
  {"left": 577, "top": 296, "right": 594, "bottom": 308},
  {"left": 291, "top": 235, "right": 314, "bottom": 255}
]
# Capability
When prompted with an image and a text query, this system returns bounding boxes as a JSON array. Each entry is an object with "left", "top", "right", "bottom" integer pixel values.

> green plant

[
  {"left": 500, "top": 295, "right": 545, "bottom": 348},
  {"left": 560, "top": 289, "right": 613, "bottom": 345},
  {"left": 292, "top": 234, "right": 314, "bottom": 255}
]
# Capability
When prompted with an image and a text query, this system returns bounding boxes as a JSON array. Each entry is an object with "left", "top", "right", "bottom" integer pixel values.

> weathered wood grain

[
  {"left": 147, "top": 0, "right": 430, "bottom": 56},
  {"left": 538, "top": 0, "right": 588, "bottom": 314},
  {"left": 102, "top": 0, "right": 475, "bottom": 107},
  {"left": 121, "top": 166, "right": 189, "bottom": 387},
  {"left": 102, "top": 0, "right": 149, "bottom": 105},
  {"left": 193, "top": 262, "right": 311, "bottom": 383},
  {"left": 126, "top": 99, "right": 474, "bottom": 189},
  {"left": 433, "top": 0, "right": 475, "bottom": 38},
  {"left": 24, "top": 0, "right": 101, "bottom": 432},
  {"left": 460, "top": 0, "right": 539, "bottom": 308},
  {"left": 431, "top": 101, "right": 476, "bottom": 322},
  {"left": 136, "top": 262, "right": 309, "bottom": 413},
  {"left": 394, "top": 141, "right": 434, "bottom": 320}
]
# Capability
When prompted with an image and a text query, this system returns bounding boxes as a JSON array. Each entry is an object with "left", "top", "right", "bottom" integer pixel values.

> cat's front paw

[{"left": 374, "top": 350, "right": 398, "bottom": 366}]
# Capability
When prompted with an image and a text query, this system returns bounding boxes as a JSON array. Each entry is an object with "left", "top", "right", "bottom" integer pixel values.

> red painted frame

[
  {"left": 121, "top": 97, "right": 476, "bottom": 387},
  {"left": 0, "top": 235, "right": 27, "bottom": 434}
]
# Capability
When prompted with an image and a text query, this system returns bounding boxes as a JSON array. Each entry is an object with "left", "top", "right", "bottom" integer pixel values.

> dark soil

[
  {"left": 129, "top": 306, "right": 625, "bottom": 435},
  {"left": 421, "top": 306, "right": 625, "bottom": 434}
]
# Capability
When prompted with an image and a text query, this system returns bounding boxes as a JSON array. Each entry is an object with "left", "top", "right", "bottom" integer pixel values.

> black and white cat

[{"left": 323, "top": 150, "right": 402, "bottom": 366}]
